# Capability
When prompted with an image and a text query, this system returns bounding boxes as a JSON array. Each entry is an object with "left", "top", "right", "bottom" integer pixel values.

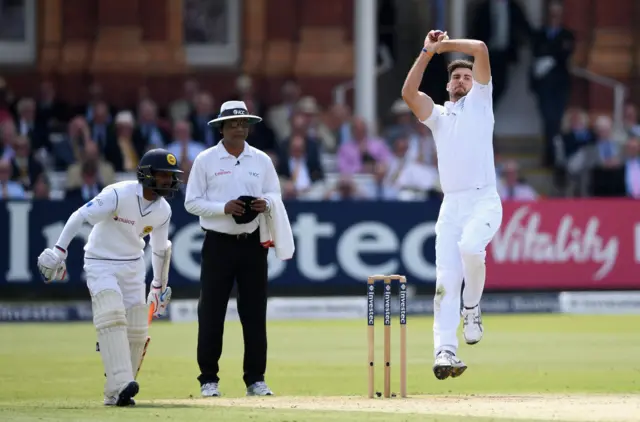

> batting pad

[
  {"left": 92, "top": 289, "right": 134, "bottom": 395},
  {"left": 126, "top": 304, "right": 149, "bottom": 376}
]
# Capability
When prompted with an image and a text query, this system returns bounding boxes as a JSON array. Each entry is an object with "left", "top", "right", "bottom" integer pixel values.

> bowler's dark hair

[{"left": 447, "top": 59, "right": 473, "bottom": 80}]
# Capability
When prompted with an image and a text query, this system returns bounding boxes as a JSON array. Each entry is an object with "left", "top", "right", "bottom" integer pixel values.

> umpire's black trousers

[{"left": 197, "top": 228, "right": 268, "bottom": 387}]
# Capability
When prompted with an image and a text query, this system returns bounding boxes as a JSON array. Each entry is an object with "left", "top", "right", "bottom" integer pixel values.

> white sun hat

[{"left": 207, "top": 100, "right": 262, "bottom": 127}]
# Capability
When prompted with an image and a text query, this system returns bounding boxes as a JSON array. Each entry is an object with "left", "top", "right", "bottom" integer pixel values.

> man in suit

[
  {"left": 529, "top": 0, "right": 575, "bottom": 167},
  {"left": 277, "top": 135, "right": 324, "bottom": 197},
  {"left": 469, "top": 0, "right": 532, "bottom": 107}
]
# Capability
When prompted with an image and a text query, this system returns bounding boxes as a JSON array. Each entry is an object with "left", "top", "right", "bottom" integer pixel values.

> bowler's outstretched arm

[
  {"left": 401, "top": 50, "right": 436, "bottom": 122},
  {"left": 437, "top": 39, "right": 491, "bottom": 84}
]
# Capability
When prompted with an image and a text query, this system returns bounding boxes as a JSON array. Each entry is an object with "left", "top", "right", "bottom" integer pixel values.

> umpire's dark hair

[{"left": 447, "top": 59, "right": 474, "bottom": 80}]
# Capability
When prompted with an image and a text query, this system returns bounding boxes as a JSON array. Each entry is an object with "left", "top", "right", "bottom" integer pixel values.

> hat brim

[{"left": 207, "top": 115, "right": 262, "bottom": 127}]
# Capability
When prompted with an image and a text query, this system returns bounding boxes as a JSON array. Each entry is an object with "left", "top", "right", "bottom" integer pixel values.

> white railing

[
  {"left": 570, "top": 66, "right": 628, "bottom": 132},
  {"left": 333, "top": 45, "right": 394, "bottom": 105}
]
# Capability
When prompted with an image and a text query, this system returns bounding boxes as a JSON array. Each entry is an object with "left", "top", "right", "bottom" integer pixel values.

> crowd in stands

[{"left": 0, "top": 72, "right": 639, "bottom": 203}]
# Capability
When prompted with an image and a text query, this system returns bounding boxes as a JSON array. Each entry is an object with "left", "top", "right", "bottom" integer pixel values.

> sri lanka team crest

[
  {"left": 140, "top": 226, "right": 153, "bottom": 237},
  {"left": 167, "top": 154, "right": 177, "bottom": 165}
]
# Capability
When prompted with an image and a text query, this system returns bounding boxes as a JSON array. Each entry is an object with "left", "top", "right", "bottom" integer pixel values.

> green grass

[{"left": 0, "top": 314, "right": 639, "bottom": 421}]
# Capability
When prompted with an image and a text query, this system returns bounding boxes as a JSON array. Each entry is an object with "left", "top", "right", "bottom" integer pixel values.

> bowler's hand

[
  {"left": 424, "top": 30, "right": 448, "bottom": 53},
  {"left": 251, "top": 199, "right": 268, "bottom": 213},
  {"left": 224, "top": 200, "right": 245, "bottom": 216}
]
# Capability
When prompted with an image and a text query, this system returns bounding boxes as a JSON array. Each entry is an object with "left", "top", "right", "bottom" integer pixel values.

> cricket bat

[{"left": 135, "top": 242, "right": 172, "bottom": 378}]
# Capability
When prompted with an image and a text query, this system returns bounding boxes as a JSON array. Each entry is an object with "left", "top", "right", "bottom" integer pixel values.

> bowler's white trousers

[
  {"left": 84, "top": 258, "right": 146, "bottom": 307},
  {"left": 433, "top": 185, "right": 502, "bottom": 357}
]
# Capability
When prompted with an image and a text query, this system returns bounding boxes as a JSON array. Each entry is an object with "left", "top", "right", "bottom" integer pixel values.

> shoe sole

[
  {"left": 202, "top": 392, "right": 221, "bottom": 397},
  {"left": 116, "top": 381, "right": 139, "bottom": 407},
  {"left": 433, "top": 364, "right": 468, "bottom": 380}
]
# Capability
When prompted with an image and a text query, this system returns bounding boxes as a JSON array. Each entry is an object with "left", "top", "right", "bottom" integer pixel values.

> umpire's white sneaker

[
  {"left": 246, "top": 381, "right": 274, "bottom": 396},
  {"left": 201, "top": 382, "right": 221, "bottom": 397},
  {"left": 462, "top": 305, "right": 483, "bottom": 345},
  {"left": 433, "top": 351, "right": 467, "bottom": 380}
]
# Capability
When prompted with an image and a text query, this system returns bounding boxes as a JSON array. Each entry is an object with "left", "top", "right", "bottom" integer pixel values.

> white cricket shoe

[
  {"left": 201, "top": 382, "right": 221, "bottom": 397},
  {"left": 432, "top": 350, "right": 467, "bottom": 380},
  {"left": 246, "top": 381, "right": 274, "bottom": 396},
  {"left": 462, "top": 305, "right": 483, "bottom": 345}
]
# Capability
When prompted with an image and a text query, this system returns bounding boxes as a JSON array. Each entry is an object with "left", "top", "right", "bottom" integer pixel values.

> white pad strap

[
  {"left": 126, "top": 304, "right": 149, "bottom": 376},
  {"left": 93, "top": 290, "right": 134, "bottom": 395}
]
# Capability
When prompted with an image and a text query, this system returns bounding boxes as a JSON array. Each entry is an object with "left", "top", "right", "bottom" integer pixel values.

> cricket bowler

[{"left": 402, "top": 30, "right": 503, "bottom": 379}]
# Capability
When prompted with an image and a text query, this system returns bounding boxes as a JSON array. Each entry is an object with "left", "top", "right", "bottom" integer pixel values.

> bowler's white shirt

[
  {"left": 78, "top": 181, "right": 172, "bottom": 260},
  {"left": 184, "top": 140, "right": 281, "bottom": 234},
  {"left": 421, "top": 78, "right": 497, "bottom": 194}
]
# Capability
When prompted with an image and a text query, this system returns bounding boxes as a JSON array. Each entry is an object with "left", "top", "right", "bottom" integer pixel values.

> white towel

[{"left": 258, "top": 193, "right": 295, "bottom": 260}]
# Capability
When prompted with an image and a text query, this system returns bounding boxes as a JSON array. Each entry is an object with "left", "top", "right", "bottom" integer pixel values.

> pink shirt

[{"left": 337, "top": 138, "right": 392, "bottom": 174}]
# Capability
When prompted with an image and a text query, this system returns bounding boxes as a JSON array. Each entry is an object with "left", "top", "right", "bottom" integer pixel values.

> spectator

[
  {"left": 15, "top": 97, "right": 48, "bottom": 152},
  {"left": 244, "top": 96, "right": 279, "bottom": 157},
  {"left": 114, "top": 111, "right": 143, "bottom": 172},
  {"left": 591, "top": 115, "right": 622, "bottom": 170},
  {"left": 276, "top": 134, "right": 324, "bottom": 197},
  {"left": 337, "top": 117, "right": 391, "bottom": 175},
  {"left": 169, "top": 78, "right": 199, "bottom": 122},
  {"left": 189, "top": 92, "right": 216, "bottom": 147},
  {"left": 409, "top": 120, "right": 437, "bottom": 165},
  {"left": 382, "top": 135, "right": 440, "bottom": 200},
  {"left": 556, "top": 108, "right": 595, "bottom": 197},
  {"left": 325, "top": 103, "right": 352, "bottom": 147},
  {"left": 623, "top": 137, "right": 640, "bottom": 199},
  {"left": 620, "top": 103, "right": 640, "bottom": 141},
  {"left": 266, "top": 81, "right": 301, "bottom": 143},
  {"left": 0, "top": 158, "right": 26, "bottom": 199},
  {"left": 529, "top": 0, "right": 575, "bottom": 167},
  {"left": 324, "top": 175, "right": 363, "bottom": 201},
  {"left": 32, "top": 173, "right": 51, "bottom": 200},
  {"left": 0, "top": 120, "right": 17, "bottom": 161},
  {"left": 497, "top": 160, "right": 538, "bottom": 201},
  {"left": 297, "top": 96, "right": 336, "bottom": 153},
  {"left": 588, "top": 116, "right": 627, "bottom": 197},
  {"left": 165, "top": 119, "right": 205, "bottom": 185},
  {"left": 88, "top": 101, "right": 123, "bottom": 168},
  {"left": 65, "top": 140, "right": 115, "bottom": 191},
  {"left": 81, "top": 82, "right": 113, "bottom": 124},
  {"left": 10, "top": 135, "right": 44, "bottom": 192},
  {"left": 64, "top": 155, "right": 106, "bottom": 203},
  {"left": 136, "top": 99, "right": 169, "bottom": 149},
  {"left": 36, "top": 80, "right": 69, "bottom": 129},
  {"left": 469, "top": 0, "right": 532, "bottom": 107},
  {"left": 384, "top": 99, "right": 417, "bottom": 143}
]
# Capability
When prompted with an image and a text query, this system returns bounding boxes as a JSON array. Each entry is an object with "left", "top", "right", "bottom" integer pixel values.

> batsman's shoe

[
  {"left": 433, "top": 351, "right": 467, "bottom": 380},
  {"left": 104, "top": 395, "right": 135, "bottom": 406},
  {"left": 115, "top": 381, "right": 139, "bottom": 407},
  {"left": 201, "top": 382, "right": 221, "bottom": 397},
  {"left": 246, "top": 382, "right": 274, "bottom": 396},
  {"left": 462, "top": 305, "right": 483, "bottom": 345}
]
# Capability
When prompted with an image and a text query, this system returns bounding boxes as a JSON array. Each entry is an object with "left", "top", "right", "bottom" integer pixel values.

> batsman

[{"left": 36, "top": 148, "right": 182, "bottom": 406}]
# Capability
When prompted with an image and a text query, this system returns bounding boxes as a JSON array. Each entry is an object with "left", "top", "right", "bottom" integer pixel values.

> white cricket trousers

[
  {"left": 84, "top": 258, "right": 146, "bottom": 307},
  {"left": 433, "top": 185, "right": 502, "bottom": 357}
]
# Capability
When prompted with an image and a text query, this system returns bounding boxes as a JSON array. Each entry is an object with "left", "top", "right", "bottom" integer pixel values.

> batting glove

[
  {"left": 147, "top": 281, "right": 172, "bottom": 318},
  {"left": 37, "top": 246, "right": 68, "bottom": 283}
]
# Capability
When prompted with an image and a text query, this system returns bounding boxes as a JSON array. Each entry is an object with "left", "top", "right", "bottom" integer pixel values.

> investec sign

[
  {"left": 4, "top": 200, "right": 640, "bottom": 289},
  {"left": 2, "top": 201, "right": 439, "bottom": 285}
]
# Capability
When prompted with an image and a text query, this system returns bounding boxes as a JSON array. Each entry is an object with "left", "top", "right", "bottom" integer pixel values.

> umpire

[{"left": 184, "top": 100, "right": 282, "bottom": 397}]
